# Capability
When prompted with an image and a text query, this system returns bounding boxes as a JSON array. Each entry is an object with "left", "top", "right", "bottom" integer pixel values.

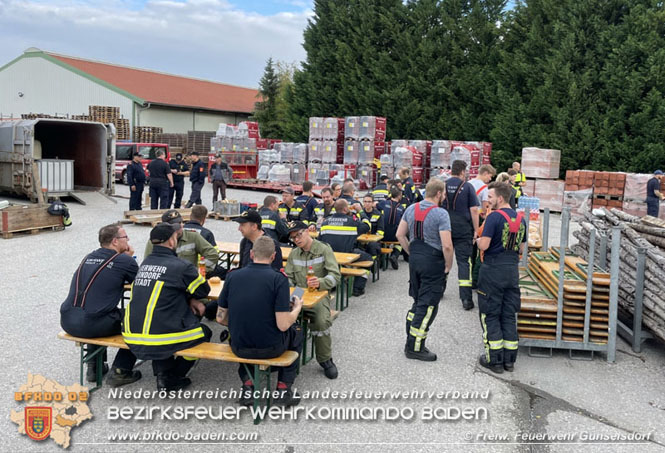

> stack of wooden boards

[{"left": 518, "top": 248, "right": 610, "bottom": 344}]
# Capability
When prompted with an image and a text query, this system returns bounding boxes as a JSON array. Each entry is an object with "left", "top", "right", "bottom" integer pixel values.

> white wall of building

[{"left": 139, "top": 106, "right": 250, "bottom": 133}]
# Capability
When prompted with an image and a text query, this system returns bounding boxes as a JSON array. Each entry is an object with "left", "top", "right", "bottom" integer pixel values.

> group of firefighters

[{"left": 60, "top": 160, "right": 529, "bottom": 406}]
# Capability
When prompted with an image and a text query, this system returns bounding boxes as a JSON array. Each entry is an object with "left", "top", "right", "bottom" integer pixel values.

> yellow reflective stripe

[
  {"left": 362, "top": 219, "right": 371, "bottom": 226},
  {"left": 124, "top": 284, "right": 133, "bottom": 334},
  {"left": 142, "top": 281, "right": 164, "bottom": 335},
  {"left": 489, "top": 340, "right": 504, "bottom": 350},
  {"left": 371, "top": 215, "right": 380, "bottom": 220},
  {"left": 278, "top": 208, "right": 287, "bottom": 213},
  {"left": 504, "top": 340, "right": 518, "bottom": 350},
  {"left": 481, "top": 313, "right": 490, "bottom": 362},
  {"left": 373, "top": 189, "right": 389, "bottom": 194},
  {"left": 414, "top": 306, "right": 434, "bottom": 351},
  {"left": 262, "top": 219, "right": 276, "bottom": 225},
  {"left": 321, "top": 225, "right": 357, "bottom": 231},
  {"left": 187, "top": 274, "right": 206, "bottom": 294},
  {"left": 377, "top": 230, "right": 384, "bottom": 236},
  {"left": 123, "top": 327, "right": 205, "bottom": 346},
  {"left": 182, "top": 356, "right": 198, "bottom": 361},
  {"left": 468, "top": 256, "right": 473, "bottom": 275},
  {"left": 460, "top": 279, "right": 473, "bottom": 287},
  {"left": 406, "top": 312, "right": 414, "bottom": 321},
  {"left": 409, "top": 326, "right": 426, "bottom": 338}
]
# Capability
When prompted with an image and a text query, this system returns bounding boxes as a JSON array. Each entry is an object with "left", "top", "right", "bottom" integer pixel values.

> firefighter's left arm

[
  {"left": 319, "top": 245, "right": 341, "bottom": 290},
  {"left": 376, "top": 213, "right": 385, "bottom": 237},
  {"left": 396, "top": 219, "right": 410, "bottom": 254},
  {"left": 195, "top": 234, "right": 219, "bottom": 272},
  {"left": 357, "top": 217, "right": 371, "bottom": 235},
  {"left": 183, "top": 263, "right": 210, "bottom": 301},
  {"left": 470, "top": 206, "right": 480, "bottom": 233}
]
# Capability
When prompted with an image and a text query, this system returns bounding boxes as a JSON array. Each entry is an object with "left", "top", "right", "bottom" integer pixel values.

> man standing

[
  {"left": 60, "top": 224, "right": 142, "bottom": 387},
  {"left": 125, "top": 222, "right": 212, "bottom": 391},
  {"left": 183, "top": 205, "right": 216, "bottom": 246},
  {"left": 397, "top": 179, "right": 454, "bottom": 361},
  {"left": 210, "top": 155, "right": 230, "bottom": 205},
  {"left": 279, "top": 187, "right": 306, "bottom": 222},
  {"left": 399, "top": 167, "right": 423, "bottom": 205},
  {"left": 259, "top": 195, "right": 290, "bottom": 243},
  {"left": 372, "top": 175, "right": 390, "bottom": 204},
  {"left": 512, "top": 161, "right": 527, "bottom": 201},
  {"left": 169, "top": 152, "right": 188, "bottom": 209},
  {"left": 468, "top": 164, "right": 496, "bottom": 289},
  {"left": 217, "top": 236, "right": 303, "bottom": 406},
  {"left": 443, "top": 160, "right": 480, "bottom": 310},
  {"left": 476, "top": 182, "right": 527, "bottom": 374},
  {"left": 186, "top": 152, "right": 206, "bottom": 208},
  {"left": 296, "top": 181, "right": 319, "bottom": 225},
  {"left": 127, "top": 152, "right": 146, "bottom": 211},
  {"left": 359, "top": 193, "right": 384, "bottom": 259},
  {"left": 381, "top": 186, "right": 406, "bottom": 269},
  {"left": 646, "top": 170, "right": 665, "bottom": 217},
  {"left": 147, "top": 149, "right": 173, "bottom": 209},
  {"left": 320, "top": 199, "right": 372, "bottom": 296},
  {"left": 285, "top": 221, "right": 341, "bottom": 379}
]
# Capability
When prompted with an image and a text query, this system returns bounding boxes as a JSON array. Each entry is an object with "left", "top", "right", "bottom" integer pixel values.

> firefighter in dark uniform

[
  {"left": 398, "top": 167, "right": 423, "bottom": 205},
  {"left": 186, "top": 152, "right": 206, "bottom": 207},
  {"left": 320, "top": 199, "right": 372, "bottom": 296},
  {"left": 147, "top": 149, "right": 174, "bottom": 210},
  {"left": 234, "top": 209, "right": 283, "bottom": 271},
  {"left": 124, "top": 222, "right": 212, "bottom": 391},
  {"left": 372, "top": 175, "right": 390, "bottom": 204},
  {"left": 397, "top": 179, "right": 454, "bottom": 361},
  {"left": 381, "top": 186, "right": 406, "bottom": 269},
  {"left": 340, "top": 182, "right": 362, "bottom": 212},
  {"left": 169, "top": 152, "right": 188, "bottom": 209},
  {"left": 476, "top": 182, "right": 527, "bottom": 374},
  {"left": 359, "top": 193, "right": 384, "bottom": 259},
  {"left": 279, "top": 187, "right": 306, "bottom": 222},
  {"left": 183, "top": 205, "right": 216, "bottom": 246},
  {"left": 60, "top": 224, "right": 142, "bottom": 387},
  {"left": 443, "top": 160, "right": 480, "bottom": 311},
  {"left": 313, "top": 187, "right": 336, "bottom": 228},
  {"left": 296, "top": 181, "right": 319, "bottom": 225},
  {"left": 127, "top": 152, "right": 146, "bottom": 211},
  {"left": 259, "top": 195, "right": 289, "bottom": 243}
]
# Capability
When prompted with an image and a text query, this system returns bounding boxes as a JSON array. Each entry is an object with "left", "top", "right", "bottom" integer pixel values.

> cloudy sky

[{"left": 0, "top": 0, "right": 312, "bottom": 88}]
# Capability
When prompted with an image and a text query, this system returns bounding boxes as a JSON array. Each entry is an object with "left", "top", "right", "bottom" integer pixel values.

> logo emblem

[{"left": 25, "top": 407, "right": 52, "bottom": 441}]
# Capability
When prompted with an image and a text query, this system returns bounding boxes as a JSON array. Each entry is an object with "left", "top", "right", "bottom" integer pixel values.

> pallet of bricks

[{"left": 521, "top": 147, "right": 564, "bottom": 212}]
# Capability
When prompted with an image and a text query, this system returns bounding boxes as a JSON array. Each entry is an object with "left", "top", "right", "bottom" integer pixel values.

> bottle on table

[{"left": 199, "top": 256, "right": 206, "bottom": 278}]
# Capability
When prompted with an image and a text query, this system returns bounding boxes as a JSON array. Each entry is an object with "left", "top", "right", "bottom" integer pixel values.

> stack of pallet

[
  {"left": 519, "top": 250, "right": 610, "bottom": 344},
  {"left": 521, "top": 148, "right": 565, "bottom": 212},
  {"left": 21, "top": 113, "right": 67, "bottom": 119},
  {"left": 156, "top": 133, "right": 188, "bottom": 149},
  {"left": 134, "top": 126, "right": 164, "bottom": 143},
  {"left": 187, "top": 130, "right": 216, "bottom": 156},
  {"left": 88, "top": 105, "right": 130, "bottom": 140}
]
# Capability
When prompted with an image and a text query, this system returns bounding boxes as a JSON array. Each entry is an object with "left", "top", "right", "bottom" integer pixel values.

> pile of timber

[{"left": 572, "top": 208, "right": 665, "bottom": 343}]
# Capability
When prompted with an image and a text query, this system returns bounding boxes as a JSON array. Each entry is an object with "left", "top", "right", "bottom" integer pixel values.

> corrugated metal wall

[{"left": 0, "top": 56, "right": 133, "bottom": 122}]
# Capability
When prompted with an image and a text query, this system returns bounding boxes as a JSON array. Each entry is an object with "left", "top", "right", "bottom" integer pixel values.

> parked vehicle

[{"left": 115, "top": 143, "right": 170, "bottom": 184}]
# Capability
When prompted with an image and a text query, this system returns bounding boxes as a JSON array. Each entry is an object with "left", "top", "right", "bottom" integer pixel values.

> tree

[{"left": 253, "top": 58, "right": 281, "bottom": 138}]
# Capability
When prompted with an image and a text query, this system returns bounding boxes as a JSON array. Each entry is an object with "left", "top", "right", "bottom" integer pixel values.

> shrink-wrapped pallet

[
  {"left": 563, "top": 189, "right": 592, "bottom": 218},
  {"left": 309, "top": 140, "right": 323, "bottom": 162},
  {"left": 623, "top": 173, "right": 652, "bottom": 201},
  {"left": 431, "top": 140, "right": 452, "bottom": 168},
  {"left": 534, "top": 179, "right": 565, "bottom": 212},
  {"left": 521, "top": 148, "right": 561, "bottom": 179},
  {"left": 344, "top": 117, "right": 360, "bottom": 140},
  {"left": 309, "top": 117, "right": 324, "bottom": 141},
  {"left": 293, "top": 144, "right": 308, "bottom": 164}
]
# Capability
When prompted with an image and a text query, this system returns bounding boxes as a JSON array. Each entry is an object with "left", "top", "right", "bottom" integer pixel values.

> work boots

[
  {"left": 478, "top": 355, "right": 504, "bottom": 374},
  {"left": 156, "top": 374, "right": 191, "bottom": 391},
  {"left": 462, "top": 299, "right": 475, "bottom": 310},
  {"left": 404, "top": 340, "right": 437, "bottom": 362},
  {"left": 107, "top": 368, "right": 142, "bottom": 387},
  {"left": 390, "top": 250, "right": 400, "bottom": 270},
  {"left": 239, "top": 384, "right": 254, "bottom": 406},
  {"left": 274, "top": 385, "right": 301, "bottom": 407},
  {"left": 86, "top": 363, "right": 109, "bottom": 383},
  {"left": 319, "top": 359, "right": 338, "bottom": 379}
]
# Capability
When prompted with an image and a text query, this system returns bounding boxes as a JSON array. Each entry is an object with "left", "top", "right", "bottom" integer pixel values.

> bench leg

[
  {"left": 242, "top": 364, "right": 271, "bottom": 425},
  {"left": 80, "top": 345, "right": 106, "bottom": 393},
  {"left": 373, "top": 259, "right": 379, "bottom": 282}
]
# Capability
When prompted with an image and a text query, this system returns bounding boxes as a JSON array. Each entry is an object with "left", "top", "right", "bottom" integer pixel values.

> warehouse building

[{"left": 0, "top": 48, "right": 258, "bottom": 136}]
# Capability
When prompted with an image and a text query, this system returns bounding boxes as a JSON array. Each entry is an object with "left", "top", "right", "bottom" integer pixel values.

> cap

[
  {"left": 150, "top": 222, "right": 177, "bottom": 244},
  {"left": 281, "top": 187, "right": 295, "bottom": 195},
  {"left": 287, "top": 220, "right": 308, "bottom": 234},
  {"left": 175, "top": 153, "right": 183, "bottom": 158},
  {"left": 132, "top": 151, "right": 141, "bottom": 157},
  {"left": 232, "top": 209, "right": 262, "bottom": 225},
  {"left": 161, "top": 209, "right": 183, "bottom": 224},
  {"left": 191, "top": 151, "right": 199, "bottom": 156},
  {"left": 379, "top": 174, "right": 389, "bottom": 181},
  {"left": 655, "top": 170, "right": 664, "bottom": 175}
]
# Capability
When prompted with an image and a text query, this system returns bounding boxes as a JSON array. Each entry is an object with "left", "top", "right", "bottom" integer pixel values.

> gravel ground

[{"left": 1, "top": 183, "right": 664, "bottom": 453}]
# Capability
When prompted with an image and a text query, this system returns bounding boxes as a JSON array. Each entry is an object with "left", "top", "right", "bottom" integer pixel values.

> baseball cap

[
  {"left": 287, "top": 220, "right": 308, "bottom": 234},
  {"left": 132, "top": 151, "right": 141, "bottom": 157},
  {"left": 379, "top": 174, "right": 389, "bottom": 181},
  {"left": 281, "top": 187, "right": 295, "bottom": 195},
  {"left": 232, "top": 209, "right": 262, "bottom": 225},
  {"left": 161, "top": 209, "right": 183, "bottom": 224},
  {"left": 175, "top": 153, "right": 183, "bottom": 158},
  {"left": 150, "top": 222, "right": 177, "bottom": 244},
  {"left": 655, "top": 170, "right": 664, "bottom": 175},
  {"left": 191, "top": 151, "right": 199, "bottom": 156}
]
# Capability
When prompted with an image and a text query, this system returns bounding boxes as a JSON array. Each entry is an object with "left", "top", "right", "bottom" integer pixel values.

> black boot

[
  {"left": 390, "top": 251, "right": 399, "bottom": 270},
  {"left": 239, "top": 384, "right": 254, "bottom": 406},
  {"left": 462, "top": 299, "right": 475, "bottom": 310},
  {"left": 274, "top": 385, "right": 301, "bottom": 406},
  {"left": 185, "top": 201, "right": 193, "bottom": 208},
  {"left": 404, "top": 339, "right": 437, "bottom": 361},
  {"left": 86, "top": 363, "right": 109, "bottom": 383},
  {"left": 107, "top": 368, "right": 142, "bottom": 387},
  {"left": 503, "top": 363, "right": 514, "bottom": 372},
  {"left": 156, "top": 373, "right": 191, "bottom": 391},
  {"left": 319, "top": 359, "right": 338, "bottom": 379},
  {"left": 478, "top": 355, "right": 504, "bottom": 374}
]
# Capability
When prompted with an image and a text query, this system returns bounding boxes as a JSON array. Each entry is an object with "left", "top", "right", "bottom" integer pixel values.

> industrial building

[{"left": 0, "top": 48, "right": 258, "bottom": 136}]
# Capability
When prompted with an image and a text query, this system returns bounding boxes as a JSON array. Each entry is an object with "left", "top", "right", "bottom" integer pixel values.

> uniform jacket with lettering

[
  {"left": 144, "top": 230, "right": 218, "bottom": 273},
  {"left": 320, "top": 213, "right": 370, "bottom": 253}
]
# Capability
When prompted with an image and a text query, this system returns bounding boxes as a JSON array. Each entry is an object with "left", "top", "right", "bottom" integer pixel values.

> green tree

[{"left": 253, "top": 58, "right": 281, "bottom": 138}]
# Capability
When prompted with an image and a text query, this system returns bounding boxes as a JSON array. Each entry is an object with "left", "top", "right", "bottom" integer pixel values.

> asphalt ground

[{"left": 1, "top": 183, "right": 664, "bottom": 452}]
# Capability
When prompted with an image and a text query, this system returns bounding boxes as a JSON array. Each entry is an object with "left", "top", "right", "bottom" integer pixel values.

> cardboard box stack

[{"left": 522, "top": 147, "right": 564, "bottom": 212}]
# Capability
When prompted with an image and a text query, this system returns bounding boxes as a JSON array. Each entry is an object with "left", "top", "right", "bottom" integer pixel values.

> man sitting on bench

[
  {"left": 124, "top": 222, "right": 212, "bottom": 391},
  {"left": 217, "top": 236, "right": 304, "bottom": 406},
  {"left": 60, "top": 223, "right": 142, "bottom": 387}
]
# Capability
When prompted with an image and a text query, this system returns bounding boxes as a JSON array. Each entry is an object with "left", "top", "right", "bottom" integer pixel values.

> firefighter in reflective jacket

[
  {"left": 396, "top": 179, "right": 454, "bottom": 361},
  {"left": 359, "top": 193, "right": 384, "bottom": 259},
  {"left": 320, "top": 199, "right": 372, "bottom": 296},
  {"left": 381, "top": 186, "right": 406, "bottom": 269},
  {"left": 260, "top": 195, "right": 289, "bottom": 243},
  {"left": 312, "top": 187, "right": 336, "bottom": 229},
  {"left": 476, "top": 183, "right": 526, "bottom": 374},
  {"left": 124, "top": 222, "right": 212, "bottom": 391},
  {"left": 372, "top": 175, "right": 390, "bottom": 204},
  {"left": 278, "top": 187, "right": 306, "bottom": 222},
  {"left": 398, "top": 167, "right": 423, "bottom": 205}
]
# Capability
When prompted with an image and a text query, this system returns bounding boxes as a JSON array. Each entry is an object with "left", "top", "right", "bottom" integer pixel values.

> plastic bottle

[
  {"left": 307, "top": 266, "right": 316, "bottom": 292},
  {"left": 198, "top": 256, "right": 206, "bottom": 278}
]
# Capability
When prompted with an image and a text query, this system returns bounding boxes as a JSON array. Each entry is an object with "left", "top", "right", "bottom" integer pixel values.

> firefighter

[
  {"left": 147, "top": 149, "right": 173, "bottom": 209},
  {"left": 340, "top": 182, "right": 362, "bottom": 212},
  {"left": 185, "top": 152, "right": 206, "bottom": 207},
  {"left": 124, "top": 222, "right": 212, "bottom": 391},
  {"left": 443, "top": 160, "right": 480, "bottom": 310},
  {"left": 127, "top": 152, "right": 146, "bottom": 211},
  {"left": 476, "top": 182, "right": 527, "bottom": 374},
  {"left": 234, "top": 209, "right": 283, "bottom": 271},
  {"left": 168, "top": 152, "right": 188, "bottom": 209},
  {"left": 279, "top": 187, "right": 306, "bottom": 222},
  {"left": 60, "top": 224, "right": 142, "bottom": 387},
  {"left": 468, "top": 164, "right": 496, "bottom": 289},
  {"left": 398, "top": 167, "right": 423, "bottom": 205},
  {"left": 296, "top": 180, "right": 319, "bottom": 224},
  {"left": 320, "top": 199, "right": 372, "bottom": 296},
  {"left": 359, "top": 193, "right": 384, "bottom": 259},
  {"left": 372, "top": 175, "right": 390, "bottom": 204},
  {"left": 183, "top": 205, "right": 216, "bottom": 246},
  {"left": 312, "top": 187, "right": 336, "bottom": 228},
  {"left": 381, "top": 186, "right": 406, "bottom": 269},
  {"left": 259, "top": 195, "right": 289, "bottom": 243},
  {"left": 396, "top": 179, "right": 454, "bottom": 361},
  {"left": 285, "top": 220, "right": 341, "bottom": 379}
]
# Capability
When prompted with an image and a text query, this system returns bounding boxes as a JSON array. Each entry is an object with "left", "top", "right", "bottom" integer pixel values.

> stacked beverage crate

[
  {"left": 308, "top": 117, "right": 345, "bottom": 185},
  {"left": 344, "top": 116, "right": 386, "bottom": 189}
]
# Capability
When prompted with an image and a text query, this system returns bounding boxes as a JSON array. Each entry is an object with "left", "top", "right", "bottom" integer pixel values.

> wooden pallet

[
  {"left": 207, "top": 212, "right": 241, "bottom": 221},
  {"left": 2, "top": 224, "right": 65, "bottom": 239},
  {"left": 1, "top": 205, "right": 64, "bottom": 239}
]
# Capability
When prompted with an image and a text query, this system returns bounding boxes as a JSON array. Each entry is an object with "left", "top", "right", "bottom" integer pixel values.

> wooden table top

[
  {"left": 280, "top": 246, "right": 359, "bottom": 265},
  {"left": 357, "top": 234, "right": 384, "bottom": 243},
  {"left": 217, "top": 241, "right": 240, "bottom": 254},
  {"left": 207, "top": 280, "right": 327, "bottom": 308}
]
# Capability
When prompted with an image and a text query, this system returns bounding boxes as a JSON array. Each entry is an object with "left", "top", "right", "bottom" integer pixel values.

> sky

[{"left": 0, "top": 0, "right": 313, "bottom": 88}]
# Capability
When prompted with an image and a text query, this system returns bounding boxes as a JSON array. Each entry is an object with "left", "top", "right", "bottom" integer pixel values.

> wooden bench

[
  {"left": 380, "top": 241, "right": 400, "bottom": 270},
  {"left": 346, "top": 259, "right": 378, "bottom": 282},
  {"left": 58, "top": 332, "right": 298, "bottom": 425},
  {"left": 338, "top": 267, "right": 366, "bottom": 310}
]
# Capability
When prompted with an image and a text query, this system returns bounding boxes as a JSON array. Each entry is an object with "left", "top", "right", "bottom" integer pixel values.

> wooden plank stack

[
  {"left": 156, "top": 133, "right": 188, "bottom": 149},
  {"left": 573, "top": 208, "right": 665, "bottom": 343},
  {"left": 518, "top": 268, "right": 559, "bottom": 340},
  {"left": 187, "top": 131, "right": 216, "bottom": 156},
  {"left": 133, "top": 126, "right": 164, "bottom": 143}
]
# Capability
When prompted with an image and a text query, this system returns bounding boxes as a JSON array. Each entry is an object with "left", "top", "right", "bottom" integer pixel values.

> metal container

[{"left": 37, "top": 159, "right": 74, "bottom": 193}]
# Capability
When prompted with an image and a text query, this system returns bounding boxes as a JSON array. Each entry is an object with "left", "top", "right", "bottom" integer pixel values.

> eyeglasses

[
  {"left": 115, "top": 235, "right": 128, "bottom": 240},
  {"left": 290, "top": 230, "right": 307, "bottom": 240}
]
